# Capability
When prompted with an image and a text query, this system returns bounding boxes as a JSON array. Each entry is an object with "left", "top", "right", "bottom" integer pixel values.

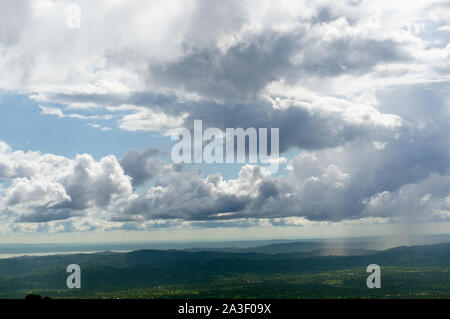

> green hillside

[{"left": 1, "top": 242, "right": 450, "bottom": 299}]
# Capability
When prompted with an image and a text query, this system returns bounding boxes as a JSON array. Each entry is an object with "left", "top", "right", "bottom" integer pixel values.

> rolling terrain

[{"left": 1, "top": 241, "right": 450, "bottom": 298}]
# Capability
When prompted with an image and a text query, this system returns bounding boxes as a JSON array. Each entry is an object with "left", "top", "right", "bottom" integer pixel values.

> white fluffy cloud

[{"left": 0, "top": 144, "right": 132, "bottom": 223}]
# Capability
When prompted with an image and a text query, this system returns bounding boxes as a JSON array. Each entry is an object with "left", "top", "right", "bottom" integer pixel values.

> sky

[{"left": 1, "top": 0, "right": 450, "bottom": 243}]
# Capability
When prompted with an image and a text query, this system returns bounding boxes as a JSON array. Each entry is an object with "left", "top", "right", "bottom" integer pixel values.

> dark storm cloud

[
  {"left": 17, "top": 208, "right": 81, "bottom": 223},
  {"left": 119, "top": 147, "right": 167, "bottom": 187},
  {"left": 182, "top": 98, "right": 400, "bottom": 153},
  {"left": 149, "top": 30, "right": 409, "bottom": 101},
  {"left": 32, "top": 23, "right": 408, "bottom": 153}
]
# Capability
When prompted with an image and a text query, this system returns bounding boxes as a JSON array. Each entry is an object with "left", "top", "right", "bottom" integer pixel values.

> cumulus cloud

[
  {"left": 0, "top": 144, "right": 132, "bottom": 222},
  {"left": 112, "top": 165, "right": 280, "bottom": 221},
  {"left": 119, "top": 147, "right": 175, "bottom": 187}
]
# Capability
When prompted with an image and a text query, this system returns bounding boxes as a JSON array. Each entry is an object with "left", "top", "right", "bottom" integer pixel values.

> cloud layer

[{"left": 0, "top": 0, "right": 450, "bottom": 233}]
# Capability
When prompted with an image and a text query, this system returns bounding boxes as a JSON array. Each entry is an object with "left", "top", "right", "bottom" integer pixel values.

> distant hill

[
  {"left": 235, "top": 241, "right": 378, "bottom": 256},
  {"left": 0, "top": 241, "right": 449, "bottom": 298}
]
